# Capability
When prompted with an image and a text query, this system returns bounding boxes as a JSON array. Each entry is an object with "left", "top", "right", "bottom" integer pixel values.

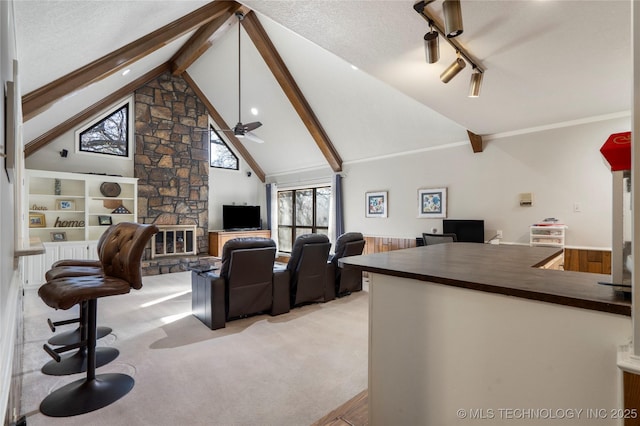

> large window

[
  {"left": 210, "top": 126, "right": 238, "bottom": 170},
  {"left": 277, "top": 186, "right": 331, "bottom": 252},
  {"left": 78, "top": 103, "right": 129, "bottom": 157}
]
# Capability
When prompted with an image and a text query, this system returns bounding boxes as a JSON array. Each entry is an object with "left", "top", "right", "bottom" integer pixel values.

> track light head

[
  {"left": 59, "top": 149, "right": 69, "bottom": 158},
  {"left": 469, "top": 70, "right": 483, "bottom": 97},
  {"left": 440, "top": 57, "right": 466, "bottom": 83},
  {"left": 423, "top": 30, "right": 439, "bottom": 64},
  {"left": 443, "top": 0, "right": 463, "bottom": 38}
]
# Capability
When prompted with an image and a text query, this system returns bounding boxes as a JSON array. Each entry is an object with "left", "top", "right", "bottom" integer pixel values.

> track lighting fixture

[
  {"left": 443, "top": 0, "right": 463, "bottom": 38},
  {"left": 413, "top": 0, "right": 485, "bottom": 93},
  {"left": 440, "top": 53, "right": 466, "bottom": 83},
  {"left": 423, "top": 21, "right": 439, "bottom": 64},
  {"left": 469, "top": 69, "right": 483, "bottom": 97}
]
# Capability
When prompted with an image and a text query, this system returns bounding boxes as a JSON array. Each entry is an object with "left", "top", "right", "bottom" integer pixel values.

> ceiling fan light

[
  {"left": 423, "top": 31, "right": 439, "bottom": 64},
  {"left": 443, "top": 0, "right": 463, "bottom": 38},
  {"left": 440, "top": 57, "right": 466, "bottom": 83},
  {"left": 469, "top": 71, "right": 483, "bottom": 97}
]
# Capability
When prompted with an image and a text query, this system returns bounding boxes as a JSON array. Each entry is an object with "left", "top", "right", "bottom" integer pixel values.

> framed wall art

[
  {"left": 418, "top": 187, "right": 447, "bottom": 218},
  {"left": 365, "top": 191, "right": 388, "bottom": 218}
]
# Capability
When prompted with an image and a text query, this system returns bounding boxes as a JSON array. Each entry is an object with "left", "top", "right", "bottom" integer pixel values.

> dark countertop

[{"left": 340, "top": 243, "right": 631, "bottom": 316}]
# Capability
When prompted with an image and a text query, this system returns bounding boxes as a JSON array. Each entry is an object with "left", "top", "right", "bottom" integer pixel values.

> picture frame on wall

[
  {"left": 365, "top": 191, "right": 388, "bottom": 218},
  {"left": 29, "top": 213, "right": 46, "bottom": 228},
  {"left": 418, "top": 187, "right": 447, "bottom": 218}
]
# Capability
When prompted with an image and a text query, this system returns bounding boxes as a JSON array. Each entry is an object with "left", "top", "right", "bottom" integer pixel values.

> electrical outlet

[{"left": 496, "top": 230, "right": 503, "bottom": 239}]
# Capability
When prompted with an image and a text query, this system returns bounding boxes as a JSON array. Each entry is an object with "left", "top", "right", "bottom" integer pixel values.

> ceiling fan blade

[
  {"left": 244, "top": 121, "right": 262, "bottom": 132},
  {"left": 244, "top": 131, "right": 264, "bottom": 144}
]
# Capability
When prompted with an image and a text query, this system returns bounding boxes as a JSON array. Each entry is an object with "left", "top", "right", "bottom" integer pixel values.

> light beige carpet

[{"left": 20, "top": 271, "right": 368, "bottom": 425}]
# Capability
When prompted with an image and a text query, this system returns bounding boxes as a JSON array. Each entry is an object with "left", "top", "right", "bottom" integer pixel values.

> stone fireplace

[{"left": 134, "top": 72, "right": 210, "bottom": 270}]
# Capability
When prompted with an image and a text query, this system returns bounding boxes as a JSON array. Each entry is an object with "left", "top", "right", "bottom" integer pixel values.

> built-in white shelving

[{"left": 23, "top": 169, "right": 138, "bottom": 287}]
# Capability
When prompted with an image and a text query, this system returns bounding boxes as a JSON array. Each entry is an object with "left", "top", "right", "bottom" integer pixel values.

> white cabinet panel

[
  {"left": 58, "top": 242, "right": 89, "bottom": 261},
  {"left": 23, "top": 241, "right": 97, "bottom": 288}
]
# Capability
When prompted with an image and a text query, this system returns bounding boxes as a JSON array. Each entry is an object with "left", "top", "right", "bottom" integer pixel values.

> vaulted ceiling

[{"left": 14, "top": 0, "right": 632, "bottom": 180}]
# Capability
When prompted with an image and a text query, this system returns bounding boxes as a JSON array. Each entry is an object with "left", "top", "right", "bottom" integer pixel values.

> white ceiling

[{"left": 13, "top": 0, "right": 633, "bottom": 177}]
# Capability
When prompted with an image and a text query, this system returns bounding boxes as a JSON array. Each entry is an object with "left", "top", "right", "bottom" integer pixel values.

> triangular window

[
  {"left": 210, "top": 126, "right": 238, "bottom": 170},
  {"left": 78, "top": 103, "right": 129, "bottom": 157}
]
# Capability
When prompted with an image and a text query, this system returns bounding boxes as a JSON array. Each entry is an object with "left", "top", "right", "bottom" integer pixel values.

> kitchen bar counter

[
  {"left": 340, "top": 242, "right": 630, "bottom": 316},
  {"left": 341, "top": 242, "right": 632, "bottom": 425}
]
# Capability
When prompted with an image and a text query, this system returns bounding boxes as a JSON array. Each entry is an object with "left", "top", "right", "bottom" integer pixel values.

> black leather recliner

[
  {"left": 328, "top": 232, "right": 365, "bottom": 297},
  {"left": 286, "top": 233, "right": 332, "bottom": 307},
  {"left": 192, "top": 237, "right": 286, "bottom": 330}
]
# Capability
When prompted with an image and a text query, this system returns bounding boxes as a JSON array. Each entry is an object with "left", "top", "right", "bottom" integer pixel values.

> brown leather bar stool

[
  {"left": 38, "top": 222, "right": 158, "bottom": 417},
  {"left": 45, "top": 225, "right": 116, "bottom": 347}
]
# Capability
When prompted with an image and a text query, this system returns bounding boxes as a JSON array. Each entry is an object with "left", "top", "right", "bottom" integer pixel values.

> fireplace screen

[{"left": 151, "top": 225, "right": 196, "bottom": 258}]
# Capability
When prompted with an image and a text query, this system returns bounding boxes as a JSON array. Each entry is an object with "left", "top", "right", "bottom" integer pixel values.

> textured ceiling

[{"left": 14, "top": 0, "right": 633, "bottom": 177}]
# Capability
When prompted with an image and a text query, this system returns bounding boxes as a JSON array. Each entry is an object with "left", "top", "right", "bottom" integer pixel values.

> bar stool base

[
  {"left": 40, "top": 373, "right": 134, "bottom": 417},
  {"left": 48, "top": 326, "right": 112, "bottom": 346},
  {"left": 41, "top": 347, "right": 119, "bottom": 376}
]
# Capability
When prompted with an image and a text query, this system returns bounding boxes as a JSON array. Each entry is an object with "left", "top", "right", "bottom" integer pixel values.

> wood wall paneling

[{"left": 363, "top": 236, "right": 416, "bottom": 255}]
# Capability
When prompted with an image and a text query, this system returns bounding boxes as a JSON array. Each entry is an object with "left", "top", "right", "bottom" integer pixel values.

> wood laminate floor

[{"left": 312, "top": 389, "right": 368, "bottom": 426}]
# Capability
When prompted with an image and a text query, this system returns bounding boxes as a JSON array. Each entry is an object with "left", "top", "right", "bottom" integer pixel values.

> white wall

[
  {"left": 1, "top": 0, "right": 20, "bottom": 422},
  {"left": 30, "top": 96, "right": 626, "bottom": 250},
  {"left": 208, "top": 163, "right": 265, "bottom": 230},
  {"left": 25, "top": 98, "right": 134, "bottom": 177},
  {"left": 341, "top": 116, "right": 629, "bottom": 249},
  {"left": 22, "top": 100, "right": 265, "bottom": 232}
]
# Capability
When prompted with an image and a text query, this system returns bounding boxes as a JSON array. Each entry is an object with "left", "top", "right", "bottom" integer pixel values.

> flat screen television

[
  {"left": 222, "top": 205, "right": 261, "bottom": 230},
  {"left": 443, "top": 219, "right": 485, "bottom": 243}
]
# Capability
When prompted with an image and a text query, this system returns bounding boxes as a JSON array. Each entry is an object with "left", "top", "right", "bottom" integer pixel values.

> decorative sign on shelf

[
  {"left": 53, "top": 217, "right": 85, "bottom": 228},
  {"left": 31, "top": 204, "right": 48, "bottom": 210}
]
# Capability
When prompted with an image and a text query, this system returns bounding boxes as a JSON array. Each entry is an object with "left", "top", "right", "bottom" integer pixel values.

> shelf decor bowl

[{"left": 100, "top": 182, "right": 121, "bottom": 197}]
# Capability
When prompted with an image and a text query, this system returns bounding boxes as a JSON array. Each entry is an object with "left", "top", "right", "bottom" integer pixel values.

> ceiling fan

[{"left": 215, "top": 12, "right": 263, "bottom": 143}]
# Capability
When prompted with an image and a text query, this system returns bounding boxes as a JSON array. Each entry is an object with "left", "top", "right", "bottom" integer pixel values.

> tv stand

[{"left": 208, "top": 229, "right": 271, "bottom": 257}]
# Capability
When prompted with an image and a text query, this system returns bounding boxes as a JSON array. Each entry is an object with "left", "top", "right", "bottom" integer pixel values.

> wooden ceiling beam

[
  {"left": 467, "top": 130, "right": 484, "bottom": 153},
  {"left": 241, "top": 11, "right": 343, "bottom": 172},
  {"left": 24, "top": 63, "right": 171, "bottom": 158},
  {"left": 22, "top": 1, "right": 239, "bottom": 122},
  {"left": 183, "top": 72, "right": 266, "bottom": 182},
  {"left": 170, "top": 4, "right": 247, "bottom": 76}
]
